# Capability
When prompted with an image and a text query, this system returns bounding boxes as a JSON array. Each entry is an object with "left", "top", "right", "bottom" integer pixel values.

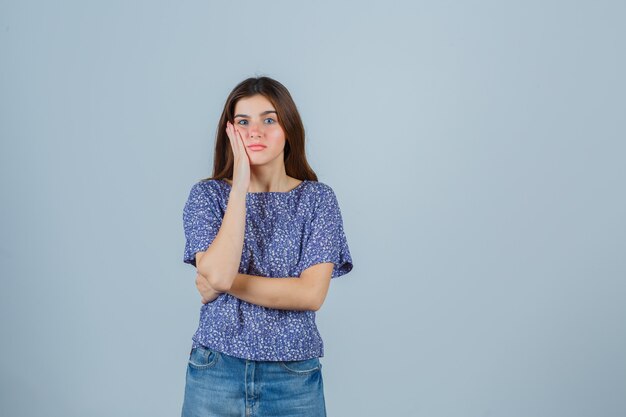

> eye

[
  {"left": 236, "top": 119, "right": 248, "bottom": 126},
  {"left": 264, "top": 118, "right": 276, "bottom": 124}
]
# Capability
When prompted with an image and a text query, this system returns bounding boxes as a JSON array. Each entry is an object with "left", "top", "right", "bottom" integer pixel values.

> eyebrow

[{"left": 234, "top": 110, "right": 277, "bottom": 118}]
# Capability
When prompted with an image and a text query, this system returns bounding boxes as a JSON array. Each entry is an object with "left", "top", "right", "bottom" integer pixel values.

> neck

[{"left": 248, "top": 172, "right": 291, "bottom": 193}]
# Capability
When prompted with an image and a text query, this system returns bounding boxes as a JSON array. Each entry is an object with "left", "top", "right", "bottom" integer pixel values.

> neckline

[{"left": 219, "top": 179, "right": 307, "bottom": 195}]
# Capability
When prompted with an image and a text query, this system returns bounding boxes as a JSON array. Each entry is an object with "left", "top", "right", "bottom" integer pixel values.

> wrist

[{"left": 229, "top": 186, "right": 247, "bottom": 197}]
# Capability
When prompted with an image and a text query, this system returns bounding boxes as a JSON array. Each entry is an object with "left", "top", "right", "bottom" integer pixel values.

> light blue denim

[{"left": 181, "top": 345, "right": 327, "bottom": 417}]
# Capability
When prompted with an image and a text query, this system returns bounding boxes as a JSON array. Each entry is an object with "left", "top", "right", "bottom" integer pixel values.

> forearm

[
  {"left": 196, "top": 186, "right": 247, "bottom": 292},
  {"left": 227, "top": 273, "right": 316, "bottom": 311}
]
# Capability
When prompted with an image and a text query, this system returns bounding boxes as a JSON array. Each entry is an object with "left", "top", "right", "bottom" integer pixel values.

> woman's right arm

[
  {"left": 195, "top": 121, "right": 250, "bottom": 292},
  {"left": 194, "top": 186, "right": 247, "bottom": 292}
]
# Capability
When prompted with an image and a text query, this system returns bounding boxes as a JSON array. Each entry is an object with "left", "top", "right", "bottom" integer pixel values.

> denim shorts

[{"left": 181, "top": 345, "right": 327, "bottom": 417}]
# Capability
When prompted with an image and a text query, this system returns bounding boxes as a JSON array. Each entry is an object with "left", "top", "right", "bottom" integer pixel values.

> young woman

[{"left": 180, "top": 76, "right": 354, "bottom": 417}]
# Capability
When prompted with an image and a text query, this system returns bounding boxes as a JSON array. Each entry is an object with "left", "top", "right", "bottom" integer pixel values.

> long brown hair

[{"left": 203, "top": 76, "right": 318, "bottom": 182}]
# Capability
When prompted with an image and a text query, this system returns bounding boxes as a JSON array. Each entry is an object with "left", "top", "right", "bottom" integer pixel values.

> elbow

[
  {"left": 207, "top": 273, "right": 233, "bottom": 293},
  {"left": 309, "top": 296, "right": 324, "bottom": 312},
  {"left": 197, "top": 266, "right": 233, "bottom": 293},
  {"left": 303, "top": 282, "right": 329, "bottom": 312},
  {"left": 211, "top": 278, "right": 232, "bottom": 293}
]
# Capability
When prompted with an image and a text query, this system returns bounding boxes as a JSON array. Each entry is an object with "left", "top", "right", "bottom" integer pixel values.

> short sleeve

[
  {"left": 182, "top": 181, "right": 224, "bottom": 267},
  {"left": 298, "top": 185, "right": 354, "bottom": 279}
]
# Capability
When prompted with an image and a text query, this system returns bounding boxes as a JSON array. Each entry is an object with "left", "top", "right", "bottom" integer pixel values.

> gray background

[{"left": 1, "top": 1, "right": 625, "bottom": 416}]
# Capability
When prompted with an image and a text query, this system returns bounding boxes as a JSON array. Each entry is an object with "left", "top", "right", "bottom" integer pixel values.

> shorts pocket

[
  {"left": 279, "top": 357, "right": 321, "bottom": 375},
  {"left": 188, "top": 346, "right": 220, "bottom": 370}
]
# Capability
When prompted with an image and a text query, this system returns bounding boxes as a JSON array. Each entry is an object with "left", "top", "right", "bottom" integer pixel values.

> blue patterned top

[{"left": 182, "top": 178, "right": 354, "bottom": 361}]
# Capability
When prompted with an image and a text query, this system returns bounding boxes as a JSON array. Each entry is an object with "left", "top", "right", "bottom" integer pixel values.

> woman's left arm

[{"left": 196, "top": 263, "right": 333, "bottom": 311}]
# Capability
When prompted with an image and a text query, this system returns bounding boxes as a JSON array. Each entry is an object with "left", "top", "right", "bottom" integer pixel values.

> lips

[{"left": 248, "top": 144, "right": 267, "bottom": 151}]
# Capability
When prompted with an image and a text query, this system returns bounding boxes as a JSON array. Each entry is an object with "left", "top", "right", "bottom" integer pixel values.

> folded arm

[
  {"left": 192, "top": 185, "right": 333, "bottom": 311},
  {"left": 196, "top": 262, "right": 333, "bottom": 311}
]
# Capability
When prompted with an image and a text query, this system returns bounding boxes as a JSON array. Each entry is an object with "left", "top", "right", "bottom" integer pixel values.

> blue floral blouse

[{"left": 182, "top": 179, "right": 354, "bottom": 361}]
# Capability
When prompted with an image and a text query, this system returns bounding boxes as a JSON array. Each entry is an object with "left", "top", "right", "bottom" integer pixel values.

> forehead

[{"left": 234, "top": 94, "right": 275, "bottom": 113}]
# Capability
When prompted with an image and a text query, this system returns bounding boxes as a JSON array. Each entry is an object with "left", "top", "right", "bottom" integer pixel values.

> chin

[
  {"left": 248, "top": 158, "right": 270, "bottom": 167},
  {"left": 249, "top": 153, "right": 282, "bottom": 166}
]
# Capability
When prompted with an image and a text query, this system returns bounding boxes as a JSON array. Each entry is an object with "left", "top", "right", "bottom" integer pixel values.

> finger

[
  {"left": 227, "top": 122, "right": 237, "bottom": 154},
  {"left": 226, "top": 122, "right": 239, "bottom": 158},
  {"left": 235, "top": 127, "right": 249, "bottom": 158}
]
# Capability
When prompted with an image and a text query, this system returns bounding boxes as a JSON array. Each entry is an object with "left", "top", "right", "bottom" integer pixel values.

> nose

[{"left": 247, "top": 121, "right": 263, "bottom": 138}]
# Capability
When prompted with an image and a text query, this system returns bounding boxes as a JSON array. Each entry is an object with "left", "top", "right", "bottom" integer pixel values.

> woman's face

[{"left": 232, "top": 94, "right": 286, "bottom": 167}]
